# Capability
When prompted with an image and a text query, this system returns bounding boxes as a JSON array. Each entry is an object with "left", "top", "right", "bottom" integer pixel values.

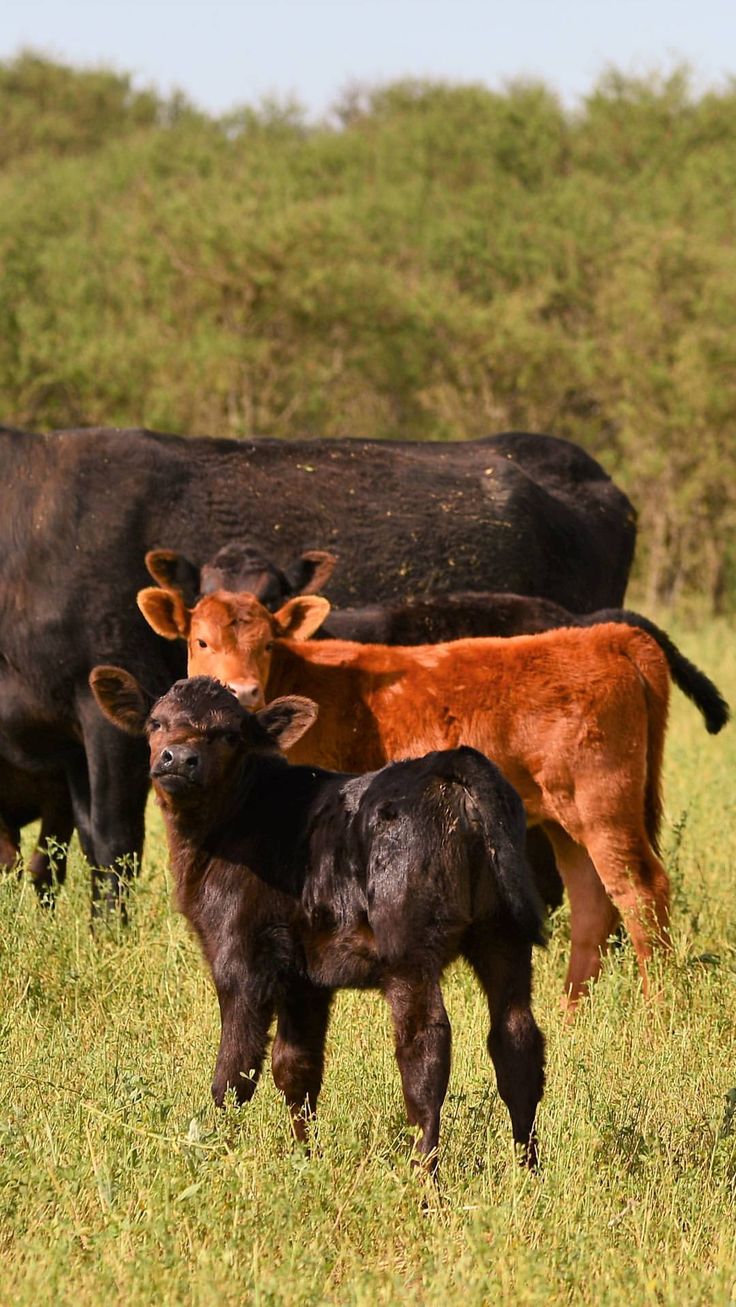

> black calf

[{"left": 90, "top": 669, "right": 546, "bottom": 1174}]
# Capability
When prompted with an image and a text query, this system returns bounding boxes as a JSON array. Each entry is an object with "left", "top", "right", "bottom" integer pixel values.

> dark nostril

[
  {"left": 161, "top": 748, "right": 174, "bottom": 766},
  {"left": 184, "top": 752, "right": 199, "bottom": 771}
]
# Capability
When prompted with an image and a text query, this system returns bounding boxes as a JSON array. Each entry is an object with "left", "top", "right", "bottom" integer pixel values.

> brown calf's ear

[
  {"left": 89, "top": 666, "right": 151, "bottom": 735},
  {"left": 274, "top": 595, "right": 331, "bottom": 640},
  {"left": 287, "top": 550, "right": 337, "bottom": 596},
  {"left": 137, "top": 587, "right": 192, "bottom": 640},
  {"left": 255, "top": 695, "right": 319, "bottom": 751}
]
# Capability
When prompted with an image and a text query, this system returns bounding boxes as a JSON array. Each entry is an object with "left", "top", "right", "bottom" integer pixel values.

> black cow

[
  {"left": 89, "top": 670, "right": 546, "bottom": 1173},
  {"left": 0, "top": 424, "right": 635, "bottom": 910}
]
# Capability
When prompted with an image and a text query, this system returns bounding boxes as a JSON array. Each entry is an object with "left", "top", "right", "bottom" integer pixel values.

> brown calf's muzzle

[{"left": 226, "top": 678, "right": 266, "bottom": 711}]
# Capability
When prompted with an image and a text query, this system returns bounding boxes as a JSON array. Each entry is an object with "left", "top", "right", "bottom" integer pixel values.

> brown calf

[{"left": 137, "top": 587, "right": 673, "bottom": 1008}]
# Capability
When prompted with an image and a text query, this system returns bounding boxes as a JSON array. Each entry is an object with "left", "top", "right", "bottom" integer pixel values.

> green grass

[{"left": 1, "top": 619, "right": 735, "bottom": 1305}]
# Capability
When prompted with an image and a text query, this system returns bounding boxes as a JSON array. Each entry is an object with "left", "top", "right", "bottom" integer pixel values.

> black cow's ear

[
  {"left": 286, "top": 550, "right": 337, "bottom": 595},
  {"left": 145, "top": 549, "right": 200, "bottom": 606},
  {"left": 89, "top": 666, "right": 152, "bottom": 735},
  {"left": 254, "top": 696, "right": 318, "bottom": 751},
  {"left": 137, "top": 587, "right": 192, "bottom": 640},
  {"left": 274, "top": 595, "right": 331, "bottom": 640}
]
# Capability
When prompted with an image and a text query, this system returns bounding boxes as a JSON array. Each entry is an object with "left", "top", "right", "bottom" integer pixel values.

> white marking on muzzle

[{"left": 228, "top": 679, "right": 266, "bottom": 710}]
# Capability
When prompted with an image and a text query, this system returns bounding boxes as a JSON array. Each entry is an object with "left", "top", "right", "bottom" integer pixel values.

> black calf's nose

[{"left": 160, "top": 745, "right": 200, "bottom": 772}]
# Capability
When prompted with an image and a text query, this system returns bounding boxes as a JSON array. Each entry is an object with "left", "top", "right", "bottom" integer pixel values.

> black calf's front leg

[
  {"left": 464, "top": 930, "right": 545, "bottom": 1167},
  {"left": 383, "top": 973, "right": 451, "bottom": 1174},
  {"left": 271, "top": 982, "right": 333, "bottom": 1142},
  {"left": 211, "top": 960, "right": 274, "bottom": 1107}
]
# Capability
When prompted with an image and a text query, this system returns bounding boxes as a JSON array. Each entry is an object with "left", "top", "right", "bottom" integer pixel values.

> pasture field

[{"left": 0, "top": 618, "right": 734, "bottom": 1306}]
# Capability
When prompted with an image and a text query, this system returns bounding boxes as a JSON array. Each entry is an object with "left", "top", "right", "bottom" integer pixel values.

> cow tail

[
  {"left": 448, "top": 751, "right": 546, "bottom": 946},
  {"left": 490, "top": 826, "right": 547, "bottom": 947},
  {"left": 583, "top": 609, "right": 729, "bottom": 735}
]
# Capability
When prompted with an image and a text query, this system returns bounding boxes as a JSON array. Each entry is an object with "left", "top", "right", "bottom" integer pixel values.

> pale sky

[{"left": 3, "top": 0, "right": 734, "bottom": 118}]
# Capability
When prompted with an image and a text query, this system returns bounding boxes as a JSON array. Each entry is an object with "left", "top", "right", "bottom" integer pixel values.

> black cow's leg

[
  {"left": 211, "top": 961, "right": 274, "bottom": 1108},
  {"left": 29, "top": 788, "right": 76, "bottom": 903},
  {"left": 0, "top": 815, "right": 20, "bottom": 873},
  {"left": 66, "top": 755, "right": 93, "bottom": 864},
  {"left": 77, "top": 696, "right": 149, "bottom": 918},
  {"left": 271, "top": 982, "right": 333, "bottom": 1142},
  {"left": 382, "top": 972, "right": 451, "bottom": 1175},
  {"left": 464, "top": 929, "right": 545, "bottom": 1168}
]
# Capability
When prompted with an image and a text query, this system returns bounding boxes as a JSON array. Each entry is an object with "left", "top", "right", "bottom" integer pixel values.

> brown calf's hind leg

[
  {"left": 382, "top": 973, "right": 451, "bottom": 1176},
  {"left": 543, "top": 823, "right": 620, "bottom": 1014},
  {"left": 582, "top": 825, "right": 670, "bottom": 998},
  {"left": 464, "top": 929, "right": 545, "bottom": 1168},
  {"left": 271, "top": 982, "right": 333, "bottom": 1143}
]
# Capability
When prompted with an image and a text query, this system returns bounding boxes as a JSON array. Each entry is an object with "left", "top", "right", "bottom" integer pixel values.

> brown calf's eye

[
  {"left": 149, "top": 719, "right": 161, "bottom": 731},
  {"left": 265, "top": 641, "right": 274, "bottom": 652}
]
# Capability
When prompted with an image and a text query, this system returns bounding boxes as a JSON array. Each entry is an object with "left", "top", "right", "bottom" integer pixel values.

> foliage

[
  {"left": 0, "top": 617, "right": 735, "bottom": 1304},
  {"left": 1, "top": 55, "right": 736, "bottom": 605}
]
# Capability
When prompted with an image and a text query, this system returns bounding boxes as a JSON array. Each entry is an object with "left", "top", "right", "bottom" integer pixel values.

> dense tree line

[{"left": 1, "top": 53, "right": 735, "bottom": 607}]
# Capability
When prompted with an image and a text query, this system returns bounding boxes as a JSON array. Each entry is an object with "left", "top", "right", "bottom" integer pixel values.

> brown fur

[{"left": 138, "top": 589, "right": 673, "bottom": 1008}]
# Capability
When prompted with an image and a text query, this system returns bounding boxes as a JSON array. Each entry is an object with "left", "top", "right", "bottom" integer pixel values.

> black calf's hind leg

[
  {"left": 464, "top": 931, "right": 545, "bottom": 1167},
  {"left": 382, "top": 973, "right": 451, "bottom": 1175},
  {"left": 271, "top": 983, "right": 333, "bottom": 1143}
]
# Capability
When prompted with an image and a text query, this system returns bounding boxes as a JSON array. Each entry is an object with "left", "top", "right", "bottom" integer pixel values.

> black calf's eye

[
  {"left": 197, "top": 639, "right": 207, "bottom": 649},
  {"left": 225, "top": 733, "right": 240, "bottom": 747},
  {"left": 265, "top": 641, "right": 274, "bottom": 652},
  {"left": 149, "top": 719, "right": 161, "bottom": 731}
]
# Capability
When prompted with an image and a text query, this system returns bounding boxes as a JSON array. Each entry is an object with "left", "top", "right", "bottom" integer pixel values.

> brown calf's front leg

[
  {"left": 382, "top": 972, "right": 451, "bottom": 1177},
  {"left": 271, "top": 981, "right": 333, "bottom": 1143},
  {"left": 464, "top": 928, "right": 545, "bottom": 1168}
]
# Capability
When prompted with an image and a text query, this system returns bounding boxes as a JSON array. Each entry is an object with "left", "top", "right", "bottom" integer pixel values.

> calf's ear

[
  {"left": 286, "top": 550, "right": 337, "bottom": 596},
  {"left": 137, "top": 587, "right": 192, "bottom": 639},
  {"left": 144, "top": 549, "right": 201, "bottom": 605},
  {"left": 254, "top": 696, "right": 319, "bottom": 750},
  {"left": 274, "top": 595, "right": 331, "bottom": 640},
  {"left": 89, "top": 666, "right": 151, "bottom": 735}
]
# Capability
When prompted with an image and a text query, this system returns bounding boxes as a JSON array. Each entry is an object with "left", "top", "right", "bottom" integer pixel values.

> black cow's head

[{"left": 144, "top": 541, "right": 336, "bottom": 611}]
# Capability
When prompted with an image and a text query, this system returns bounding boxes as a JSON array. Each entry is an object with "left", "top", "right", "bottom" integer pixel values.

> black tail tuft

[{"left": 582, "top": 609, "right": 730, "bottom": 735}]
